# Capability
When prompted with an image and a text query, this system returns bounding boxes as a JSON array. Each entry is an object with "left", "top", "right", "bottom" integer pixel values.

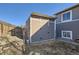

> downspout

[{"left": 54, "top": 20, "right": 56, "bottom": 40}]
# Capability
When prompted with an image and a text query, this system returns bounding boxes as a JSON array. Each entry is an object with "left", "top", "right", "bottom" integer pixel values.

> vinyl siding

[
  {"left": 56, "top": 6, "right": 79, "bottom": 40},
  {"left": 56, "top": 20, "right": 79, "bottom": 40},
  {"left": 56, "top": 6, "right": 79, "bottom": 23},
  {"left": 56, "top": 14, "right": 61, "bottom": 23},
  {"left": 72, "top": 6, "right": 79, "bottom": 20},
  {"left": 29, "top": 17, "right": 54, "bottom": 42}
]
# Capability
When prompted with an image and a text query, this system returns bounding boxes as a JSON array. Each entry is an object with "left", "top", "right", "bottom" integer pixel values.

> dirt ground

[
  {"left": 28, "top": 40, "right": 79, "bottom": 55},
  {"left": 0, "top": 35, "right": 27, "bottom": 55},
  {"left": 1, "top": 36, "right": 79, "bottom": 55}
]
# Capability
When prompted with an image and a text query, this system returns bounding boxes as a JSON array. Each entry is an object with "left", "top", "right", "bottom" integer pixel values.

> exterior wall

[
  {"left": 9, "top": 26, "right": 14, "bottom": 35},
  {"left": 24, "top": 19, "right": 30, "bottom": 43},
  {"left": 0, "top": 23, "right": 15, "bottom": 37},
  {"left": 56, "top": 14, "right": 61, "bottom": 24},
  {"left": 26, "top": 19, "right": 30, "bottom": 40},
  {"left": 56, "top": 6, "right": 79, "bottom": 40},
  {"left": 56, "top": 6, "right": 79, "bottom": 24},
  {"left": 48, "top": 20, "right": 54, "bottom": 39},
  {"left": 72, "top": 6, "right": 79, "bottom": 20},
  {"left": 30, "top": 17, "right": 54, "bottom": 42},
  {"left": 3, "top": 24, "right": 8, "bottom": 35},
  {"left": 56, "top": 20, "right": 79, "bottom": 40}
]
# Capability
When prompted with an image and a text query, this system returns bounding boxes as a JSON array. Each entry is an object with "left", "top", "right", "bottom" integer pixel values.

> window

[
  {"left": 62, "top": 31, "right": 72, "bottom": 39},
  {"left": 63, "top": 12, "right": 70, "bottom": 21},
  {"left": 61, "top": 10, "right": 72, "bottom": 22}
]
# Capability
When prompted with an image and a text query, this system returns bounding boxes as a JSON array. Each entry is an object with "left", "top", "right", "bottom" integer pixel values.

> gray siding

[
  {"left": 49, "top": 21, "right": 54, "bottom": 39},
  {"left": 72, "top": 7, "right": 79, "bottom": 20},
  {"left": 56, "top": 6, "right": 79, "bottom": 41},
  {"left": 56, "top": 6, "right": 79, "bottom": 23},
  {"left": 56, "top": 14, "right": 61, "bottom": 23},
  {"left": 31, "top": 22, "right": 54, "bottom": 42},
  {"left": 25, "top": 19, "right": 30, "bottom": 42},
  {"left": 56, "top": 20, "right": 79, "bottom": 40}
]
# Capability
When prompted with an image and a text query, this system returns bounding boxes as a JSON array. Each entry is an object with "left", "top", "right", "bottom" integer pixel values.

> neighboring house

[
  {"left": 23, "top": 13, "right": 55, "bottom": 43},
  {"left": 0, "top": 20, "right": 16, "bottom": 37},
  {"left": 24, "top": 4, "right": 79, "bottom": 43},
  {"left": 55, "top": 4, "right": 79, "bottom": 41}
]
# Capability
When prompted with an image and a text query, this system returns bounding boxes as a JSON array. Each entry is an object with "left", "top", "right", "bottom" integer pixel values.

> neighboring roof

[
  {"left": 55, "top": 4, "right": 79, "bottom": 15},
  {"left": 31, "top": 12, "right": 56, "bottom": 19},
  {"left": 0, "top": 20, "right": 16, "bottom": 27}
]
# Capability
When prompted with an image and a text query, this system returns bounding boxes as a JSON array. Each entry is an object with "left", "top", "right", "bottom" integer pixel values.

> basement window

[{"left": 62, "top": 31, "right": 72, "bottom": 39}]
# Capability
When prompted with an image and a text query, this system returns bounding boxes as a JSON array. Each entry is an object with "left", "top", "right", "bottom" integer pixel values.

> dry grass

[
  {"left": 29, "top": 40, "right": 79, "bottom": 55},
  {"left": 0, "top": 36, "right": 27, "bottom": 55},
  {"left": 1, "top": 36, "right": 79, "bottom": 55}
]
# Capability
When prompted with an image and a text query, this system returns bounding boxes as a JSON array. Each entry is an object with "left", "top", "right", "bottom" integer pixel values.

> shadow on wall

[
  {"left": 31, "top": 20, "right": 54, "bottom": 42},
  {"left": 9, "top": 26, "right": 23, "bottom": 39}
]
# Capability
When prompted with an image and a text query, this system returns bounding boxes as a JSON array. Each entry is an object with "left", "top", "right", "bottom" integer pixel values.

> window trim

[
  {"left": 61, "top": 30, "right": 72, "bottom": 39},
  {"left": 61, "top": 10, "right": 72, "bottom": 22}
]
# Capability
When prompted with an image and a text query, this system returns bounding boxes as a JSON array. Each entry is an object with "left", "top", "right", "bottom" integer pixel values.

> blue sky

[{"left": 0, "top": 3, "right": 76, "bottom": 26}]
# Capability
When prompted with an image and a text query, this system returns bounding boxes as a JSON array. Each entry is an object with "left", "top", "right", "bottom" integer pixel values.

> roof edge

[
  {"left": 55, "top": 4, "right": 79, "bottom": 15},
  {"left": 0, "top": 20, "right": 16, "bottom": 27},
  {"left": 31, "top": 12, "right": 56, "bottom": 19}
]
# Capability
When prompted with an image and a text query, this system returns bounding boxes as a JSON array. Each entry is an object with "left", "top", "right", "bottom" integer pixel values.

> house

[
  {"left": 23, "top": 12, "right": 55, "bottom": 43},
  {"left": 0, "top": 20, "right": 16, "bottom": 37},
  {"left": 24, "top": 4, "right": 79, "bottom": 43},
  {"left": 55, "top": 4, "right": 79, "bottom": 41}
]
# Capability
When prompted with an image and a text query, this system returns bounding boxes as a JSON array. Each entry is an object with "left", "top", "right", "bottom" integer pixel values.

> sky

[{"left": 0, "top": 3, "right": 76, "bottom": 26}]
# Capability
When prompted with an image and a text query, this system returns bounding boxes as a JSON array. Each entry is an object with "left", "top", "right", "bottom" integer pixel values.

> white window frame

[
  {"left": 61, "top": 30, "right": 72, "bottom": 39},
  {"left": 61, "top": 10, "right": 72, "bottom": 22}
]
